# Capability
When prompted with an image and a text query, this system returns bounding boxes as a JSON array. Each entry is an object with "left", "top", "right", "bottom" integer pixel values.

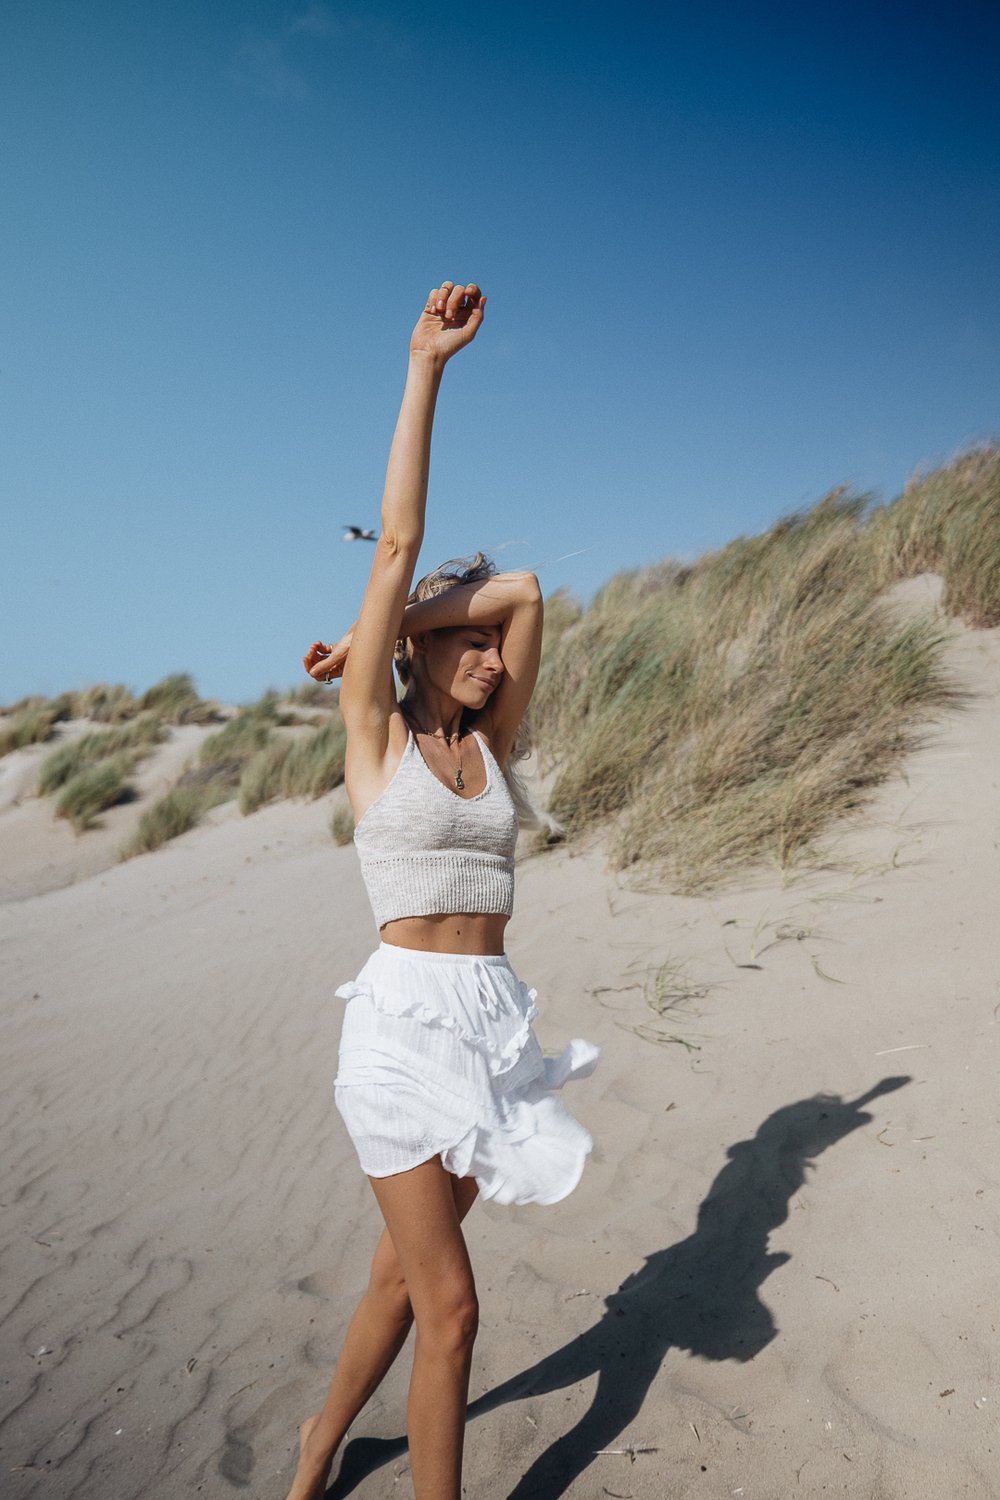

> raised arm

[{"left": 337, "top": 281, "right": 486, "bottom": 758}]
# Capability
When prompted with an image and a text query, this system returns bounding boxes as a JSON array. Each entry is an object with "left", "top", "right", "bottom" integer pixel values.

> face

[{"left": 417, "top": 624, "right": 505, "bottom": 708}]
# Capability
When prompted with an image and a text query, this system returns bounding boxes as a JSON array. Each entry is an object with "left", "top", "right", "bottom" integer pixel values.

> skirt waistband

[{"left": 377, "top": 941, "right": 510, "bottom": 968}]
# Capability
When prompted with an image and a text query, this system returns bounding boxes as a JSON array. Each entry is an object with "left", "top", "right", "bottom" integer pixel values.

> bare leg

[
  {"left": 284, "top": 1167, "right": 479, "bottom": 1500},
  {"left": 369, "top": 1157, "right": 480, "bottom": 1500}
]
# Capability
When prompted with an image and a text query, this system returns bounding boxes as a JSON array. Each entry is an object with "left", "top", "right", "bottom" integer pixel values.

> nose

[{"left": 483, "top": 647, "right": 504, "bottom": 676}]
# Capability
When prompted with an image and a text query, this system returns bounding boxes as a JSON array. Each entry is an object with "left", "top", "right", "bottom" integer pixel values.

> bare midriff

[{"left": 380, "top": 912, "right": 509, "bottom": 956}]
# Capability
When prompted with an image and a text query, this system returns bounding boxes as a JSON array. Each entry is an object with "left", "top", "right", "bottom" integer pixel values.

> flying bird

[{"left": 343, "top": 525, "right": 377, "bottom": 542}]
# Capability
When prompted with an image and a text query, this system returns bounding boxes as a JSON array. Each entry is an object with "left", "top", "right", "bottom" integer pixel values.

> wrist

[{"left": 407, "top": 348, "right": 448, "bottom": 377}]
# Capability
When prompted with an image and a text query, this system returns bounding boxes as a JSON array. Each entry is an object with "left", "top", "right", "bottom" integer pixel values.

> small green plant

[{"left": 55, "top": 754, "right": 134, "bottom": 831}]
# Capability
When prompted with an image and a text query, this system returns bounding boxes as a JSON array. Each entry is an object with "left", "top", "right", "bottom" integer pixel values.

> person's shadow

[{"left": 328, "top": 1077, "right": 909, "bottom": 1499}]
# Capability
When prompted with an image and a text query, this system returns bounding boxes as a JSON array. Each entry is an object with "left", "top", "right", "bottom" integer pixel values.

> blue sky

[{"left": 3, "top": 0, "right": 998, "bottom": 706}]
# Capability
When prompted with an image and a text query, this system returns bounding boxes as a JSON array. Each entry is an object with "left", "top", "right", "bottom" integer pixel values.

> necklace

[{"left": 405, "top": 714, "right": 467, "bottom": 789}]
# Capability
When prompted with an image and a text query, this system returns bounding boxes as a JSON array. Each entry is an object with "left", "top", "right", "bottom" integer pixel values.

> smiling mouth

[{"left": 471, "top": 676, "right": 497, "bottom": 691}]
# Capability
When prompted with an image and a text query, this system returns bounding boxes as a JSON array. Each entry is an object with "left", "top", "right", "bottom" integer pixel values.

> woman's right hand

[
  {"left": 409, "top": 281, "right": 486, "bottom": 363},
  {"left": 303, "top": 632, "right": 353, "bottom": 682}
]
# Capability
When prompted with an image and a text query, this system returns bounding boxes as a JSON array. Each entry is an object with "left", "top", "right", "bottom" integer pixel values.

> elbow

[
  {"left": 378, "top": 524, "right": 423, "bottom": 560},
  {"left": 520, "top": 572, "right": 542, "bottom": 606},
  {"left": 505, "top": 570, "right": 541, "bottom": 605}
]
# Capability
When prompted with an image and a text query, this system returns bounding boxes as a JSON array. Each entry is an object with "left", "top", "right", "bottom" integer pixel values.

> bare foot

[{"left": 283, "top": 1414, "right": 337, "bottom": 1500}]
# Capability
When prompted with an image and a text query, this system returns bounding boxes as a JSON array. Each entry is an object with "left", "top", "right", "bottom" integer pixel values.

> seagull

[{"left": 343, "top": 525, "right": 377, "bottom": 542}]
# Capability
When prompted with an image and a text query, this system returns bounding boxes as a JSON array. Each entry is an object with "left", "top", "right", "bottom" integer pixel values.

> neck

[{"left": 403, "top": 690, "right": 464, "bottom": 740}]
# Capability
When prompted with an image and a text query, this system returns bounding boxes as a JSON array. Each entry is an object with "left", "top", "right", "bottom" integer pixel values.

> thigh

[
  {"left": 368, "top": 1158, "right": 478, "bottom": 1318},
  {"left": 369, "top": 1171, "right": 478, "bottom": 1294}
]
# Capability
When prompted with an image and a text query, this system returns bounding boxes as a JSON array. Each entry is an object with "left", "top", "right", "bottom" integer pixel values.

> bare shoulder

[{"left": 345, "top": 708, "right": 411, "bottom": 823}]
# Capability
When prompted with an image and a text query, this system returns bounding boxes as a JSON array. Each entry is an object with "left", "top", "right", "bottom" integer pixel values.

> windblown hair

[{"left": 395, "top": 552, "right": 557, "bottom": 832}]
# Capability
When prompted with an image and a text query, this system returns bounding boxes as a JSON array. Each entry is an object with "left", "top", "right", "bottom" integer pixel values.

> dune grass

[
  {"left": 866, "top": 446, "right": 1000, "bottom": 627},
  {"left": 37, "top": 715, "right": 166, "bottom": 795},
  {"left": 15, "top": 449, "right": 997, "bottom": 880},
  {"left": 239, "top": 718, "right": 348, "bottom": 813},
  {"left": 119, "top": 783, "right": 231, "bottom": 859},
  {"left": 117, "top": 699, "right": 347, "bottom": 856},
  {"left": 74, "top": 683, "right": 138, "bottom": 724},
  {"left": 138, "top": 672, "right": 218, "bottom": 724},
  {"left": 0, "top": 701, "right": 63, "bottom": 755},
  {"left": 55, "top": 754, "right": 135, "bottom": 832},
  {"left": 531, "top": 465, "right": 978, "bottom": 892}
]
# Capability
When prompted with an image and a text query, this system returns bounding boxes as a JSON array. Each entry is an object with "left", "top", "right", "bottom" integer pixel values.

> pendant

[{"left": 454, "top": 769, "right": 465, "bottom": 790}]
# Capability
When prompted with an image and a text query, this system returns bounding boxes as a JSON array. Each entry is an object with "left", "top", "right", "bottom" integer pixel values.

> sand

[{"left": 2, "top": 573, "right": 998, "bottom": 1499}]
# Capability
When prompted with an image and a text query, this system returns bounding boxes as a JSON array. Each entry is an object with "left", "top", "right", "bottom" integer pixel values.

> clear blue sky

[{"left": 3, "top": 0, "right": 998, "bottom": 706}]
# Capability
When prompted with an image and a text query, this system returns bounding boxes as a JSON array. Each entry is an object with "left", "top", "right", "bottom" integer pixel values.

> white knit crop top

[{"left": 353, "top": 728, "right": 519, "bottom": 929}]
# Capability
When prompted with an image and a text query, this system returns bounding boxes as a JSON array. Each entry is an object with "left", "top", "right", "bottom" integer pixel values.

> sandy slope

[{"left": 2, "top": 576, "right": 998, "bottom": 1499}]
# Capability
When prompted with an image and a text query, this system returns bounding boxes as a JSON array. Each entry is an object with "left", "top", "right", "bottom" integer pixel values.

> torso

[{"left": 347, "top": 708, "right": 511, "bottom": 956}]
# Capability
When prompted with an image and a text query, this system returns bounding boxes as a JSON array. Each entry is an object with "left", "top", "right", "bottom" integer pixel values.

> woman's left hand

[
  {"left": 410, "top": 281, "right": 486, "bottom": 363},
  {"left": 303, "top": 632, "right": 352, "bottom": 682}
]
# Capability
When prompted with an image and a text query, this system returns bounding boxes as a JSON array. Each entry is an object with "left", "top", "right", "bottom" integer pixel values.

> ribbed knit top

[{"left": 353, "top": 728, "right": 519, "bottom": 929}]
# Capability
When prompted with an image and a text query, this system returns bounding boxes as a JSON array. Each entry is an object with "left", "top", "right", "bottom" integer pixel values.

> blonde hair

[{"left": 396, "top": 553, "right": 557, "bottom": 833}]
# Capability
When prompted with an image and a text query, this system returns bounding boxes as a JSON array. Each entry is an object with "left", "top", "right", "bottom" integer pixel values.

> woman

[{"left": 289, "top": 280, "right": 599, "bottom": 1500}]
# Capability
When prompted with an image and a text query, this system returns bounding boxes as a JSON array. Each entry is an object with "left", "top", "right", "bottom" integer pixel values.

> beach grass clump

[
  {"left": 239, "top": 717, "right": 348, "bottom": 814},
  {"left": 55, "top": 754, "right": 135, "bottom": 832},
  {"left": 138, "top": 672, "right": 218, "bottom": 725},
  {"left": 866, "top": 446, "right": 1000, "bottom": 627},
  {"left": 0, "top": 700, "right": 62, "bottom": 755},
  {"left": 75, "top": 682, "right": 139, "bottom": 723},
  {"left": 533, "top": 488, "right": 952, "bottom": 891},
  {"left": 195, "top": 700, "right": 281, "bottom": 787},
  {"left": 119, "top": 783, "right": 230, "bottom": 859},
  {"left": 36, "top": 714, "right": 166, "bottom": 795}
]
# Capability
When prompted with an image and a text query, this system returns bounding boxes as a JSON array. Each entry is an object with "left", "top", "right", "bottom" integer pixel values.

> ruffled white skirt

[{"left": 334, "top": 943, "right": 599, "bottom": 1206}]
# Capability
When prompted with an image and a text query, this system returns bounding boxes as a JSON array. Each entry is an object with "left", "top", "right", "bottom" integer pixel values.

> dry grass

[
  {"left": 74, "top": 683, "right": 138, "bottom": 724},
  {"left": 138, "top": 673, "right": 219, "bottom": 725},
  {"left": 532, "top": 467, "right": 975, "bottom": 892},
  {"left": 0, "top": 701, "right": 63, "bottom": 755},
  {"left": 119, "top": 784, "right": 229, "bottom": 860},
  {"left": 36, "top": 715, "right": 166, "bottom": 795},
  {"left": 867, "top": 446, "right": 1000, "bottom": 627},
  {"left": 239, "top": 717, "right": 347, "bottom": 813},
  {"left": 287, "top": 679, "right": 336, "bottom": 707},
  {"left": 55, "top": 755, "right": 135, "bottom": 832}
]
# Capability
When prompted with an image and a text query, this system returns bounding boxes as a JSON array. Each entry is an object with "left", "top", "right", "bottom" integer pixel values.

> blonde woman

[{"left": 290, "top": 281, "right": 598, "bottom": 1500}]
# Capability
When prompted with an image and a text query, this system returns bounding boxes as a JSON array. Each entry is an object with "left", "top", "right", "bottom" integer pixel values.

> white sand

[{"left": 2, "top": 573, "right": 998, "bottom": 1499}]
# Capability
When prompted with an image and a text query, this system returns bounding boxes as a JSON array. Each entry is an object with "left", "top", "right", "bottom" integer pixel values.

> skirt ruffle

[{"left": 333, "top": 944, "right": 599, "bottom": 1206}]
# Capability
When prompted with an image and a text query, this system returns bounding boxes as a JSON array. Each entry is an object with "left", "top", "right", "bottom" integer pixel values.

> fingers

[
  {"left": 426, "top": 280, "right": 455, "bottom": 314},
  {"left": 425, "top": 281, "right": 485, "bottom": 322}
]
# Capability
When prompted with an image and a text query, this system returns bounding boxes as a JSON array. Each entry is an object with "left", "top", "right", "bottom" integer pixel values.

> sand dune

[{"left": 2, "top": 576, "right": 999, "bottom": 1498}]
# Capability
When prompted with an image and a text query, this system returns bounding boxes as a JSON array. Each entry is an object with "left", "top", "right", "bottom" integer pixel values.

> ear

[{"left": 409, "top": 631, "right": 429, "bottom": 656}]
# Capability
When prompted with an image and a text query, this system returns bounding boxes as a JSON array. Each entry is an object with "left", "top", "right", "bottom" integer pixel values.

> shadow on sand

[{"left": 328, "top": 1076, "right": 909, "bottom": 1499}]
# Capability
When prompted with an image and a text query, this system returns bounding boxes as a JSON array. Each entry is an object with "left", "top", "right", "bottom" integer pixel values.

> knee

[{"left": 419, "top": 1290, "right": 480, "bottom": 1356}]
